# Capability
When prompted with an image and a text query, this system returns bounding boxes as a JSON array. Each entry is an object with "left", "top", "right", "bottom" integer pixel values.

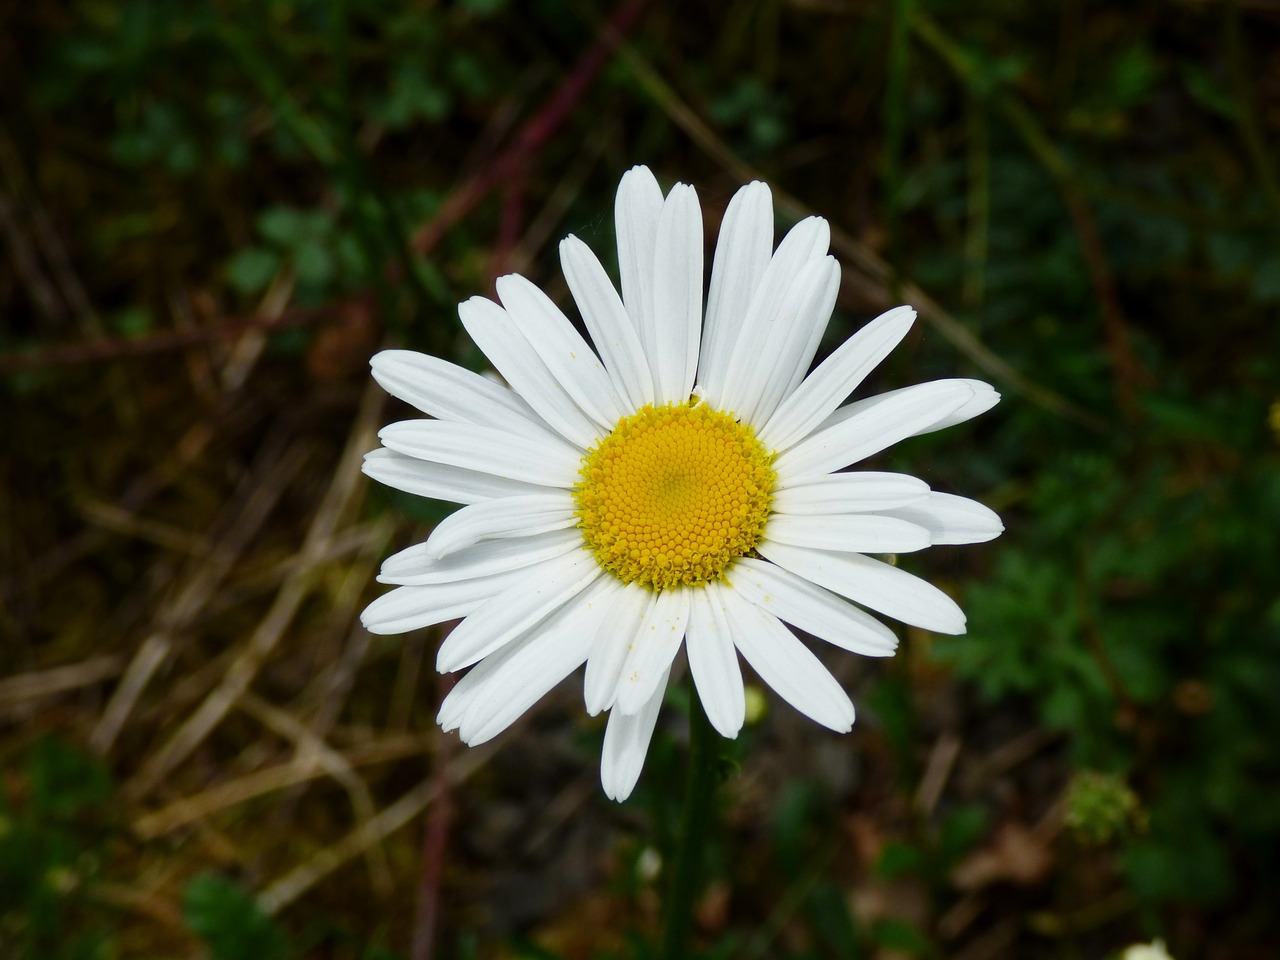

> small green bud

[{"left": 1064, "top": 770, "right": 1147, "bottom": 845}]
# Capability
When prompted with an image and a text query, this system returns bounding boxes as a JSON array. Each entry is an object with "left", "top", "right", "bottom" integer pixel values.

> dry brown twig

[
  {"left": 259, "top": 744, "right": 497, "bottom": 916},
  {"left": 240, "top": 693, "right": 394, "bottom": 895},
  {"left": 0, "top": 299, "right": 348, "bottom": 377},
  {"left": 131, "top": 732, "right": 436, "bottom": 840},
  {"left": 125, "top": 378, "right": 384, "bottom": 798},
  {"left": 91, "top": 434, "right": 312, "bottom": 756},
  {"left": 0, "top": 118, "right": 102, "bottom": 335},
  {"left": 408, "top": 0, "right": 652, "bottom": 260},
  {"left": 603, "top": 31, "right": 1107, "bottom": 432},
  {"left": 0, "top": 656, "right": 123, "bottom": 717}
]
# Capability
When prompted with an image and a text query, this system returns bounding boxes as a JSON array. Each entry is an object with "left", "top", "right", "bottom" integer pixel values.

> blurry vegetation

[
  {"left": 2, "top": 1, "right": 1279, "bottom": 959},
  {"left": 183, "top": 873, "right": 292, "bottom": 960},
  {"left": 0, "top": 740, "right": 115, "bottom": 960}
]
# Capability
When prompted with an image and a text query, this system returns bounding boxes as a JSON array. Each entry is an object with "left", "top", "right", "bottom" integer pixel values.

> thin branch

[
  {"left": 611, "top": 34, "right": 1107, "bottom": 431},
  {"left": 911, "top": 11, "right": 1145, "bottom": 421},
  {"left": 258, "top": 745, "right": 496, "bottom": 915},
  {"left": 0, "top": 301, "right": 352, "bottom": 375},
  {"left": 409, "top": 0, "right": 652, "bottom": 257},
  {"left": 131, "top": 733, "right": 438, "bottom": 839},
  {"left": 124, "top": 379, "right": 383, "bottom": 798},
  {"left": 409, "top": 679, "right": 457, "bottom": 960}
]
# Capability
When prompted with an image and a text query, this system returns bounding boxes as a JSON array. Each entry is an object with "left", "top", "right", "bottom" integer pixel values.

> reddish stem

[
  {"left": 0, "top": 301, "right": 356, "bottom": 375},
  {"left": 409, "top": 673, "right": 456, "bottom": 960},
  {"left": 410, "top": 0, "right": 651, "bottom": 257}
]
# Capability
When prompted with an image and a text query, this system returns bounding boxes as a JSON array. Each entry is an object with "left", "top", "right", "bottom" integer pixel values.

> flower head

[{"left": 362, "top": 166, "right": 1002, "bottom": 801}]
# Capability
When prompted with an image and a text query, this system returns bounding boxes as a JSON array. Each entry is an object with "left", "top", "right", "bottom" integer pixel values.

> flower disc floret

[{"left": 574, "top": 402, "right": 776, "bottom": 591}]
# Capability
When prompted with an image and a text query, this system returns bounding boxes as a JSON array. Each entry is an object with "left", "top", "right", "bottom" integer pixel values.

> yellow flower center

[{"left": 575, "top": 402, "right": 775, "bottom": 591}]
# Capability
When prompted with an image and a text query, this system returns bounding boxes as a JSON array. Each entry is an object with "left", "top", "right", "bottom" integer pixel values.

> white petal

[
  {"left": 650, "top": 183, "right": 703, "bottom": 402},
  {"left": 745, "top": 256, "right": 842, "bottom": 426},
  {"left": 720, "top": 586, "right": 854, "bottom": 732},
  {"left": 757, "top": 540, "right": 967, "bottom": 635},
  {"left": 360, "top": 564, "right": 534, "bottom": 635},
  {"left": 615, "top": 165, "right": 663, "bottom": 346},
  {"left": 378, "top": 420, "right": 581, "bottom": 488},
  {"left": 379, "top": 527, "right": 582, "bottom": 584},
  {"left": 815, "top": 379, "right": 997, "bottom": 438},
  {"left": 458, "top": 644, "right": 589, "bottom": 745},
  {"left": 699, "top": 181, "right": 773, "bottom": 405},
  {"left": 717, "top": 216, "right": 830, "bottom": 417},
  {"left": 764, "top": 513, "right": 931, "bottom": 554},
  {"left": 495, "top": 273, "right": 627, "bottom": 429},
  {"left": 369, "top": 350, "right": 547, "bottom": 436},
  {"left": 686, "top": 582, "right": 745, "bottom": 738},
  {"left": 601, "top": 665, "right": 668, "bottom": 802},
  {"left": 560, "top": 235, "right": 655, "bottom": 410},
  {"left": 436, "top": 607, "right": 569, "bottom": 737},
  {"left": 776, "top": 268, "right": 847, "bottom": 403},
  {"left": 423, "top": 493, "right": 578, "bottom": 558},
  {"left": 613, "top": 587, "right": 690, "bottom": 715},
  {"left": 435, "top": 548, "right": 603, "bottom": 672},
  {"left": 911, "top": 380, "right": 1000, "bottom": 436},
  {"left": 438, "top": 649, "right": 495, "bottom": 732},
  {"left": 584, "top": 583, "right": 653, "bottom": 716},
  {"left": 882, "top": 492, "right": 1004, "bottom": 545},
  {"left": 451, "top": 577, "right": 620, "bottom": 745},
  {"left": 457, "top": 295, "right": 601, "bottom": 448},
  {"left": 760, "top": 305, "right": 917, "bottom": 452},
  {"left": 730, "top": 557, "right": 898, "bottom": 656},
  {"left": 774, "top": 380, "right": 974, "bottom": 480},
  {"left": 362, "top": 448, "right": 543, "bottom": 504},
  {"left": 772, "top": 472, "right": 931, "bottom": 514}
]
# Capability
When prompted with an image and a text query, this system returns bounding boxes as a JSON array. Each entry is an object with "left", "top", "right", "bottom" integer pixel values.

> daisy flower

[{"left": 362, "top": 166, "right": 1002, "bottom": 801}]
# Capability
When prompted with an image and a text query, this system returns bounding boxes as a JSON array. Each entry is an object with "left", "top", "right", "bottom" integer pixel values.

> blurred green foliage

[
  {"left": 183, "top": 873, "right": 292, "bottom": 960},
  {"left": 4, "top": 0, "right": 1280, "bottom": 957},
  {"left": 0, "top": 740, "right": 115, "bottom": 960}
]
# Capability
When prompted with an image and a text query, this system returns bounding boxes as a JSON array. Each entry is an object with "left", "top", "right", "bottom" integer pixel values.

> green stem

[{"left": 659, "top": 684, "right": 719, "bottom": 960}]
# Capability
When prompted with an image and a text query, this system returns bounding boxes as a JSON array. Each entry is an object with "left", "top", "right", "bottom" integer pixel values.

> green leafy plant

[
  {"left": 183, "top": 873, "right": 292, "bottom": 960},
  {"left": 0, "top": 740, "right": 115, "bottom": 960}
]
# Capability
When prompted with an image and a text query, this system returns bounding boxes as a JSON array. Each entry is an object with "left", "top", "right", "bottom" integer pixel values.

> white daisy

[{"left": 362, "top": 166, "right": 1002, "bottom": 801}]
